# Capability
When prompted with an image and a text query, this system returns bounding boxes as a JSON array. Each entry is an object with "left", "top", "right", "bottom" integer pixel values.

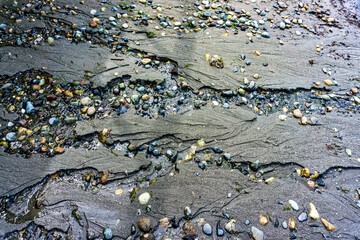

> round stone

[
  {"left": 279, "top": 22, "right": 286, "bottom": 29},
  {"left": 47, "top": 37, "right": 54, "bottom": 44},
  {"left": 89, "top": 21, "right": 97, "bottom": 28},
  {"left": 87, "top": 107, "right": 96, "bottom": 115},
  {"left": 138, "top": 218, "right": 151, "bottom": 232},
  {"left": 282, "top": 221, "right": 288, "bottom": 229},
  {"left": 293, "top": 109, "right": 302, "bottom": 118},
  {"left": 203, "top": 223, "right": 212, "bottom": 235},
  {"left": 80, "top": 97, "right": 91, "bottom": 105},
  {"left": 279, "top": 115, "right": 287, "bottom": 121},
  {"left": 103, "top": 228, "right": 113, "bottom": 240},
  {"left": 138, "top": 192, "right": 151, "bottom": 205},
  {"left": 324, "top": 79, "right": 333, "bottom": 86},
  {"left": 142, "top": 94, "right": 150, "bottom": 101}
]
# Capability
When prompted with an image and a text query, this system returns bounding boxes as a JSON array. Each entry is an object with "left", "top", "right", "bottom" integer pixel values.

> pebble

[
  {"left": 138, "top": 192, "right": 151, "bottom": 205},
  {"left": 184, "top": 206, "right": 192, "bottom": 217},
  {"left": 321, "top": 218, "right": 335, "bottom": 231},
  {"left": 345, "top": 148, "right": 352, "bottom": 157},
  {"left": 250, "top": 160, "right": 260, "bottom": 171},
  {"left": 142, "top": 94, "right": 150, "bottom": 101},
  {"left": 127, "top": 143, "right": 136, "bottom": 152},
  {"left": 289, "top": 200, "right": 299, "bottom": 211},
  {"left": 282, "top": 221, "right": 288, "bottom": 229},
  {"left": 159, "top": 218, "right": 170, "bottom": 227},
  {"left": 245, "top": 220, "right": 250, "bottom": 225},
  {"left": 26, "top": 101, "right": 34, "bottom": 114},
  {"left": 89, "top": 21, "right": 97, "bottom": 28},
  {"left": 353, "top": 96, "right": 360, "bottom": 105},
  {"left": 279, "top": 114, "right": 287, "bottom": 121},
  {"left": 80, "top": 97, "right": 91, "bottom": 105},
  {"left": 292, "top": 109, "right": 302, "bottom": 118},
  {"left": 141, "top": 58, "right": 152, "bottom": 65},
  {"left": 197, "top": 139, "right": 205, "bottom": 147},
  {"left": 259, "top": 213, "right": 268, "bottom": 226},
  {"left": 5, "top": 132, "right": 17, "bottom": 142},
  {"left": 87, "top": 106, "right": 96, "bottom": 115},
  {"left": 309, "top": 203, "right": 320, "bottom": 220},
  {"left": 48, "top": 117, "right": 59, "bottom": 126},
  {"left": 279, "top": 22, "right": 286, "bottom": 29},
  {"left": 300, "top": 116, "right": 308, "bottom": 125},
  {"left": 140, "top": 233, "right": 155, "bottom": 240},
  {"left": 289, "top": 232, "right": 297, "bottom": 239},
  {"left": 203, "top": 223, "right": 212, "bottom": 235},
  {"left": 264, "top": 177, "right": 275, "bottom": 184},
  {"left": 310, "top": 117, "right": 319, "bottom": 125},
  {"left": 122, "top": 23, "right": 129, "bottom": 29},
  {"left": 103, "top": 228, "right": 113, "bottom": 240},
  {"left": 54, "top": 147, "right": 64, "bottom": 154},
  {"left": 324, "top": 79, "right": 333, "bottom": 86},
  {"left": 182, "top": 221, "right": 197, "bottom": 236},
  {"left": 301, "top": 168, "right": 310, "bottom": 177},
  {"left": 274, "top": 219, "right": 279, "bottom": 227},
  {"left": 224, "top": 219, "right": 236, "bottom": 233},
  {"left": 65, "top": 117, "right": 77, "bottom": 124},
  {"left": 138, "top": 218, "right": 151, "bottom": 232},
  {"left": 288, "top": 218, "right": 295, "bottom": 230},
  {"left": 298, "top": 212, "right": 308, "bottom": 222},
  {"left": 216, "top": 220, "right": 224, "bottom": 236},
  {"left": 114, "top": 189, "right": 123, "bottom": 195},
  {"left": 238, "top": 88, "right": 246, "bottom": 96},
  {"left": 251, "top": 226, "right": 264, "bottom": 240},
  {"left": 307, "top": 180, "right": 315, "bottom": 188},
  {"left": 223, "top": 153, "right": 231, "bottom": 160}
]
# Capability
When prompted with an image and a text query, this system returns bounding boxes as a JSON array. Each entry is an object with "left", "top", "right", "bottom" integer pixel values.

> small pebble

[
  {"left": 203, "top": 223, "right": 212, "bottom": 235},
  {"left": 251, "top": 226, "right": 264, "bottom": 240},
  {"left": 282, "top": 221, "right": 288, "bottom": 229},
  {"left": 289, "top": 200, "right": 299, "bottom": 211},
  {"left": 138, "top": 192, "right": 151, "bottom": 205},
  {"left": 298, "top": 212, "right": 308, "bottom": 222}
]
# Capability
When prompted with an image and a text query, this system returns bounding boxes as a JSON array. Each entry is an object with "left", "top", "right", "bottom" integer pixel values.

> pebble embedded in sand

[
  {"left": 324, "top": 79, "right": 333, "bottom": 86},
  {"left": 259, "top": 213, "right": 268, "bottom": 226},
  {"left": 293, "top": 109, "right": 302, "bottom": 118},
  {"left": 138, "top": 192, "right": 151, "bottom": 205},
  {"left": 309, "top": 203, "right": 320, "bottom": 220},
  {"left": 321, "top": 218, "right": 335, "bottom": 231}
]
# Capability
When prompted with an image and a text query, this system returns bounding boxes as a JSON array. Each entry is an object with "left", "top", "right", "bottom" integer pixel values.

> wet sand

[{"left": 0, "top": 0, "right": 360, "bottom": 239}]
